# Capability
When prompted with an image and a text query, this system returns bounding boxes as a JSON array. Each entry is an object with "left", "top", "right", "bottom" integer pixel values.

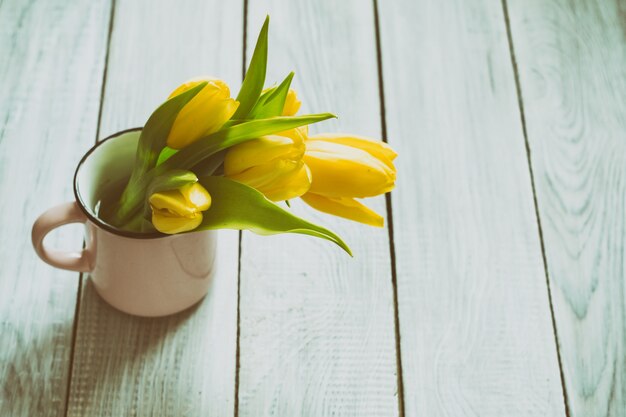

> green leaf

[
  {"left": 233, "top": 16, "right": 269, "bottom": 119},
  {"left": 156, "top": 146, "right": 178, "bottom": 165},
  {"left": 196, "top": 176, "right": 352, "bottom": 255},
  {"left": 248, "top": 72, "right": 294, "bottom": 119},
  {"left": 159, "top": 113, "right": 336, "bottom": 172},
  {"left": 147, "top": 170, "right": 198, "bottom": 195}
]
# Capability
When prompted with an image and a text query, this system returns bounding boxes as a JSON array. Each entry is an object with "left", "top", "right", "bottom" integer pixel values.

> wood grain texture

[
  {"left": 507, "top": 0, "right": 626, "bottom": 415},
  {"left": 65, "top": 1, "right": 242, "bottom": 415},
  {"left": 67, "top": 231, "right": 239, "bottom": 417},
  {"left": 0, "top": 0, "right": 112, "bottom": 416},
  {"left": 237, "top": 2, "right": 399, "bottom": 416},
  {"left": 377, "top": 0, "right": 567, "bottom": 415}
]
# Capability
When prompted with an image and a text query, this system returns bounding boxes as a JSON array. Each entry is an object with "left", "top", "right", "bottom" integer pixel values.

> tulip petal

[
  {"left": 226, "top": 159, "right": 311, "bottom": 201},
  {"left": 256, "top": 162, "right": 312, "bottom": 201},
  {"left": 277, "top": 126, "right": 307, "bottom": 144},
  {"left": 149, "top": 189, "right": 198, "bottom": 217},
  {"left": 180, "top": 183, "right": 212, "bottom": 211},
  {"left": 308, "top": 133, "right": 397, "bottom": 162},
  {"left": 282, "top": 89, "right": 301, "bottom": 116},
  {"left": 300, "top": 193, "right": 384, "bottom": 227},
  {"left": 262, "top": 162, "right": 312, "bottom": 201},
  {"left": 152, "top": 209, "right": 203, "bottom": 234},
  {"left": 223, "top": 134, "right": 304, "bottom": 175},
  {"left": 168, "top": 78, "right": 208, "bottom": 99}
]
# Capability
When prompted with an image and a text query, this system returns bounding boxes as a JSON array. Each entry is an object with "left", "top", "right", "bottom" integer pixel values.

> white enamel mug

[{"left": 32, "top": 129, "right": 217, "bottom": 317}]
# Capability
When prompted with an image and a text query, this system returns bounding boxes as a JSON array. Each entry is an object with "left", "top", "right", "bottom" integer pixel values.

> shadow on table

[
  {"left": 3, "top": 268, "right": 231, "bottom": 415},
  {"left": 64, "top": 277, "right": 214, "bottom": 412},
  {"left": 0, "top": 315, "right": 75, "bottom": 415}
]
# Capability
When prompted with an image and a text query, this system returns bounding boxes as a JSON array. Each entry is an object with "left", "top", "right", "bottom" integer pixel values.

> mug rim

[{"left": 73, "top": 127, "right": 167, "bottom": 240}]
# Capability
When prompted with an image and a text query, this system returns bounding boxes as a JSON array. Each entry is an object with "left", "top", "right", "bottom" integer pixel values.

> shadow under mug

[{"left": 31, "top": 129, "right": 217, "bottom": 317}]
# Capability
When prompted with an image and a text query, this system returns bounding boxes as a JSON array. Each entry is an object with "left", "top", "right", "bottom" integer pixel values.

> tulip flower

[
  {"left": 223, "top": 128, "right": 311, "bottom": 202},
  {"left": 149, "top": 182, "right": 212, "bottom": 234},
  {"left": 301, "top": 134, "right": 397, "bottom": 226},
  {"left": 166, "top": 77, "right": 239, "bottom": 150}
]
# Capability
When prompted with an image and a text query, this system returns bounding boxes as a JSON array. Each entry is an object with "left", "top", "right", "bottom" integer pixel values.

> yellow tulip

[
  {"left": 301, "top": 134, "right": 397, "bottom": 226},
  {"left": 282, "top": 89, "right": 301, "bottom": 116},
  {"left": 166, "top": 77, "right": 239, "bottom": 150},
  {"left": 304, "top": 134, "right": 396, "bottom": 198},
  {"left": 223, "top": 130, "right": 311, "bottom": 202},
  {"left": 150, "top": 182, "right": 212, "bottom": 234}
]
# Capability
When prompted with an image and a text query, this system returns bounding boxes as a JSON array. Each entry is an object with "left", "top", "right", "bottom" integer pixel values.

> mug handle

[{"left": 32, "top": 201, "right": 93, "bottom": 272}]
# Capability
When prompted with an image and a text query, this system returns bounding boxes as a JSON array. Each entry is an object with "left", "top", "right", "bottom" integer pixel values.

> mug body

[
  {"left": 32, "top": 129, "right": 217, "bottom": 317},
  {"left": 85, "top": 221, "right": 217, "bottom": 317}
]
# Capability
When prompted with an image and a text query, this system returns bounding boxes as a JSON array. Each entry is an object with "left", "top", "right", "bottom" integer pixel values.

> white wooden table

[{"left": 1, "top": 0, "right": 624, "bottom": 416}]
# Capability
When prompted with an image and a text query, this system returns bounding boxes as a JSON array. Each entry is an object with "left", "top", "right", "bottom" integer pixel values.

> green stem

[{"left": 112, "top": 173, "right": 154, "bottom": 226}]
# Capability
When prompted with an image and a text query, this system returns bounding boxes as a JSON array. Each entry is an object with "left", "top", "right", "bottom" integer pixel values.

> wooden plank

[
  {"left": 237, "top": 2, "right": 399, "bottom": 416},
  {"left": 65, "top": 1, "right": 242, "bottom": 415},
  {"left": 0, "top": 1, "right": 112, "bottom": 416},
  {"left": 377, "top": 0, "right": 567, "bottom": 415},
  {"left": 506, "top": 0, "right": 626, "bottom": 415}
]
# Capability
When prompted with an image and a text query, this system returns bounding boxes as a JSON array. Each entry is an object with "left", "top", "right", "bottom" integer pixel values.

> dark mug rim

[{"left": 73, "top": 128, "right": 167, "bottom": 239}]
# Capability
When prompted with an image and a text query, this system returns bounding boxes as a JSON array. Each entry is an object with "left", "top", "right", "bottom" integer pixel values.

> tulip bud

[
  {"left": 224, "top": 132, "right": 312, "bottom": 202},
  {"left": 282, "top": 89, "right": 301, "bottom": 116},
  {"left": 150, "top": 182, "right": 212, "bottom": 234},
  {"left": 303, "top": 134, "right": 396, "bottom": 198},
  {"left": 300, "top": 133, "right": 397, "bottom": 226},
  {"left": 166, "top": 77, "right": 239, "bottom": 150}
]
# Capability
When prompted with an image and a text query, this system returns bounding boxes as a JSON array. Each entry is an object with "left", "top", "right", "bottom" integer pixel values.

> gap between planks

[
  {"left": 372, "top": 0, "right": 405, "bottom": 415},
  {"left": 233, "top": 0, "right": 248, "bottom": 415},
  {"left": 500, "top": 0, "right": 571, "bottom": 415},
  {"left": 62, "top": 0, "right": 117, "bottom": 415}
]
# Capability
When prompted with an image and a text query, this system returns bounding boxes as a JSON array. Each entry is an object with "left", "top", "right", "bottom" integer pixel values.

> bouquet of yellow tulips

[{"left": 104, "top": 17, "right": 397, "bottom": 255}]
